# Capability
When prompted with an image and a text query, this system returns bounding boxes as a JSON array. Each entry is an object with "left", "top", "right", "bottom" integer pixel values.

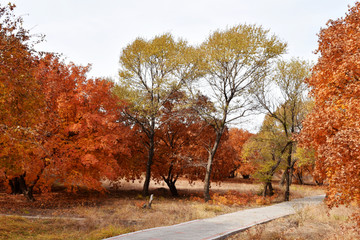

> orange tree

[
  {"left": 1, "top": 51, "right": 132, "bottom": 201},
  {"left": 228, "top": 128, "right": 254, "bottom": 178},
  {"left": 0, "top": 3, "right": 44, "bottom": 200},
  {"left": 152, "top": 90, "right": 199, "bottom": 196},
  {"left": 177, "top": 123, "right": 238, "bottom": 186},
  {"left": 299, "top": 2, "right": 360, "bottom": 213},
  {"left": 0, "top": 4, "right": 133, "bottom": 201},
  {"left": 153, "top": 91, "right": 238, "bottom": 196},
  {"left": 0, "top": 3, "right": 41, "bottom": 128},
  {"left": 33, "top": 55, "right": 131, "bottom": 197}
]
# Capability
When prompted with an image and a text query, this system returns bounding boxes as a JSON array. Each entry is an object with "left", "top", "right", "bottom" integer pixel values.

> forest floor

[{"left": 0, "top": 178, "right": 357, "bottom": 240}]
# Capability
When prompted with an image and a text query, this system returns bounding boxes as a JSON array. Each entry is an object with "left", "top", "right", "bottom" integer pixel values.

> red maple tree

[
  {"left": 35, "top": 55, "right": 131, "bottom": 194},
  {"left": 299, "top": 3, "right": 360, "bottom": 221}
]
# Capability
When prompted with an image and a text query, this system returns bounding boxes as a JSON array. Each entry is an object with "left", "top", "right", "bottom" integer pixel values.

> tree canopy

[
  {"left": 253, "top": 58, "right": 311, "bottom": 200},
  {"left": 5, "top": 1, "right": 359, "bottom": 210},
  {"left": 115, "top": 34, "right": 201, "bottom": 196},
  {"left": 193, "top": 24, "right": 286, "bottom": 201},
  {"left": 299, "top": 3, "right": 360, "bottom": 213}
]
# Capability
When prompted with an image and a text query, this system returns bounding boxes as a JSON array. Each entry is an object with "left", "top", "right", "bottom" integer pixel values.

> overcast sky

[
  {"left": 6, "top": 0, "right": 358, "bottom": 131},
  {"left": 10, "top": 0, "right": 358, "bottom": 79}
]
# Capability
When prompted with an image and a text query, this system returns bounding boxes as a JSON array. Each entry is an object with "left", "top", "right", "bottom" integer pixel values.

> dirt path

[{"left": 104, "top": 195, "right": 325, "bottom": 240}]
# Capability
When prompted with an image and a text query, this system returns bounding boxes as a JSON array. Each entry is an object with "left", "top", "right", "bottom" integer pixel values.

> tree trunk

[
  {"left": 268, "top": 181, "right": 274, "bottom": 196},
  {"left": 280, "top": 171, "right": 286, "bottom": 186},
  {"left": 289, "top": 166, "right": 294, "bottom": 185},
  {"left": 263, "top": 155, "right": 281, "bottom": 197},
  {"left": 143, "top": 136, "right": 154, "bottom": 196},
  {"left": 284, "top": 144, "right": 293, "bottom": 201},
  {"left": 263, "top": 182, "right": 268, "bottom": 197},
  {"left": 263, "top": 180, "right": 274, "bottom": 197},
  {"left": 168, "top": 182, "right": 178, "bottom": 197},
  {"left": 204, "top": 153, "right": 213, "bottom": 202},
  {"left": 143, "top": 149, "right": 154, "bottom": 196},
  {"left": 228, "top": 169, "right": 236, "bottom": 178},
  {"left": 295, "top": 171, "right": 304, "bottom": 185},
  {"left": 19, "top": 174, "right": 35, "bottom": 202},
  {"left": 162, "top": 160, "right": 179, "bottom": 197},
  {"left": 165, "top": 179, "right": 179, "bottom": 197},
  {"left": 163, "top": 171, "right": 179, "bottom": 197},
  {"left": 8, "top": 174, "right": 35, "bottom": 201},
  {"left": 242, "top": 174, "right": 250, "bottom": 179},
  {"left": 23, "top": 187, "right": 35, "bottom": 202},
  {"left": 204, "top": 122, "right": 225, "bottom": 202},
  {"left": 284, "top": 169, "right": 290, "bottom": 201},
  {"left": 143, "top": 163, "right": 152, "bottom": 196},
  {"left": 9, "top": 177, "right": 22, "bottom": 194}
]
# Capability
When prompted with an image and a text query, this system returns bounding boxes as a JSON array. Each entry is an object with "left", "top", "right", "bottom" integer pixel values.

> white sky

[
  {"left": 9, "top": 0, "right": 357, "bottom": 79},
  {"left": 7, "top": 0, "right": 358, "bottom": 131}
]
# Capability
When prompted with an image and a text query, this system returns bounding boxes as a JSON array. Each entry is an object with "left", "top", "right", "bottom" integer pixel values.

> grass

[
  {"left": 0, "top": 178, "right": 331, "bottom": 240},
  {"left": 226, "top": 203, "right": 360, "bottom": 240},
  {"left": 0, "top": 198, "right": 245, "bottom": 240},
  {"left": 71, "top": 197, "right": 247, "bottom": 231},
  {"left": 288, "top": 184, "right": 325, "bottom": 199},
  {"left": 0, "top": 216, "right": 132, "bottom": 240}
]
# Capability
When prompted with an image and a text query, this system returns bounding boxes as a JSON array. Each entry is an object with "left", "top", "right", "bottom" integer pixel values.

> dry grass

[
  {"left": 288, "top": 184, "right": 325, "bottom": 199},
  {"left": 226, "top": 203, "right": 360, "bottom": 240},
  {"left": 0, "top": 178, "right": 328, "bottom": 240},
  {"left": 72, "top": 197, "right": 246, "bottom": 232},
  {"left": 0, "top": 216, "right": 132, "bottom": 240},
  {"left": 0, "top": 197, "right": 245, "bottom": 240}
]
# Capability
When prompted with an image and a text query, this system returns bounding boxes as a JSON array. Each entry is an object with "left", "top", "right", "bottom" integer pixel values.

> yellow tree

[
  {"left": 242, "top": 115, "right": 288, "bottom": 197},
  {"left": 115, "top": 34, "right": 201, "bottom": 196},
  {"left": 193, "top": 24, "right": 286, "bottom": 201},
  {"left": 253, "top": 58, "right": 311, "bottom": 201}
]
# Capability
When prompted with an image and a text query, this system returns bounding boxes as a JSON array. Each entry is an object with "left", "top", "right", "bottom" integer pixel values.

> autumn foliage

[
  {"left": 299, "top": 3, "right": 360, "bottom": 214},
  {"left": 34, "top": 55, "right": 131, "bottom": 192},
  {"left": 228, "top": 128, "right": 254, "bottom": 178},
  {"left": 1, "top": 51, "right": 132, "bottom": 200},
  {"left": 152, "top": 91, "right": 250, "bottom": 196},
  {"left": 0, "top": 3, "right": 252, "bottom": 201},
  {"left": 3, "top": 1, "right": 349, "bottom": 207},
  {"left": 0, "top": 3, "right": 44, "bottom": 200},
  {"left": 0, "top": 4, "right": 137, "bottom": 200}
]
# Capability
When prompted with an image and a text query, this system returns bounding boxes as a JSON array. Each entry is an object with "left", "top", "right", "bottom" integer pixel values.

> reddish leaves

[
  {"left": 300, "top": 3, "right": 360, "bottom": 215},
  {"left": 34, "top": 55, "right": 131, "bottom": 192}
]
